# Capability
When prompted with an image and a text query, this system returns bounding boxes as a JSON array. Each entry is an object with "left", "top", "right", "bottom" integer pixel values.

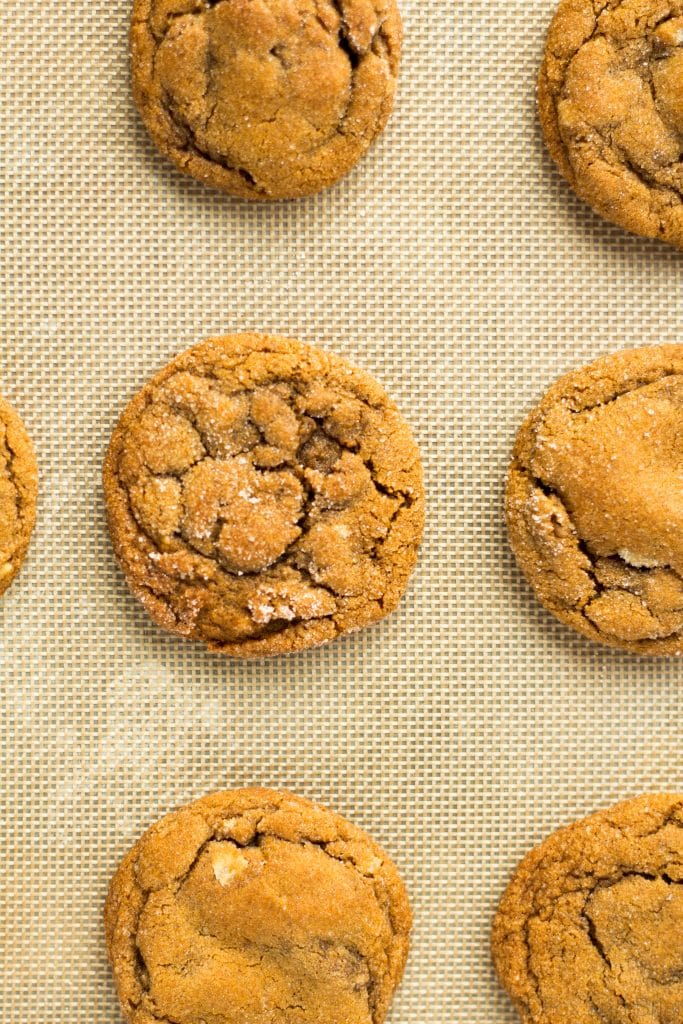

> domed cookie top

[
  {"left": 492, "top": 793, "right": 683, "bottom": 1024},
  {"left": 105, "top": 787, "right": 412, "bottom": 1024},
  {"left": 131, "top": 0, "right": 402, "bottom": 200},
  {"left": 539, "top": 0, "right": 683, "bottom": 247},
  {"left": 0, "top": 395, "right": 37, "bottom": 597},
  {"left": 506, "top": 345, "right": 683, "bottom": 654},
  {"left": 103, "top": 332, "right": 424, "bottom": 657}
]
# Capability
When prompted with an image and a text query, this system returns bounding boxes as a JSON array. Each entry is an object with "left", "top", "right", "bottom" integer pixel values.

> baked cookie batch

[{"left": 2, "top": 0, "right": 682, "bottom": 1021}]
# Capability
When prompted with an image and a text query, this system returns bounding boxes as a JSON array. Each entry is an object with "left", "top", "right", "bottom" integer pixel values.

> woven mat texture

[{"left": 0, "top": 0, "right": 454, "bottom": 1020}]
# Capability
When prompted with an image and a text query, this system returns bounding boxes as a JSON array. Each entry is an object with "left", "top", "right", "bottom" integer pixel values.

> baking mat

[
  {"left": 7, "top": 0, "right": 681, "bottom": 1019},
  {"left": 0, "top": 0, "right": 455, "bottom": 1019}
]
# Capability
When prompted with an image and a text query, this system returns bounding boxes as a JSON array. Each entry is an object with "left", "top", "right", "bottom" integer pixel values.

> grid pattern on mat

[
  {"left": 456, "top": 0, "right": 683, "bottom": 1020},
  {"left": 0, "top": 0, "right": 455, "bottom": 1020}
]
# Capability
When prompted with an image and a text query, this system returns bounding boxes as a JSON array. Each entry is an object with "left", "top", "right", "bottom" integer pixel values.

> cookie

[
  {"left": 105, "top": 787, "right": 412, "bottom": 1024},
  {"left": 492, "top": 793, "right": 683, "bottom": 1024},
  {"left": 506, "top": 344, "right": 683, "bottom": 654},
  {"left": 539, "top": 0, "right": 683, "bottom": 247},
  {"left": 0, "top": 394, "right": 37, "bottom": 597},
  {"left": 130, "top": 0, "right": 402, "bottom": 200},
  {"left": 103, "top": 332, "right": 424, "bottom": 657}
]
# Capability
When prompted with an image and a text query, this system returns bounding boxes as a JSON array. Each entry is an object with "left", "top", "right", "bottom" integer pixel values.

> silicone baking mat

[
  {"left": 0, "top": 0, "right": 454, "bottom": 1019},
  {"left": 3, "top": 0, "right": 681, "bottom": 1020}
]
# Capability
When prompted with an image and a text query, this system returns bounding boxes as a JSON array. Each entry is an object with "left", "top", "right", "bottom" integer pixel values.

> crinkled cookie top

[
  {"left": 103, "top": 333, "right": 424, "bottom": 657},
  {"left": 0, "top": 395, "right": 37, "bottom": 597},
  {"left": 493, "top": 793, "right": 683, "bottom": 1024},
  {"left": 506, "top": 344, "right": 683, "bottom": 653},
  {"left": 131, "top": 0, "right": 402, "bottom": 199},
  {"left": 105, "top": 788, "right": 412, "bottom": 1024},
  {"left": 539, "top": 0, "right": 683, "bottom": 246}
]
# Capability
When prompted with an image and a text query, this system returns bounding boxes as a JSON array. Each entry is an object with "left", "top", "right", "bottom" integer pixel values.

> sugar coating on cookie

[
  {"left": 130, "top": 0, "right": 402, "bottom": 200},
  {"left": 105, "top": 788, "right": 412, "bottom": 1024},
  {"left": 0, "top": 395, "right": 37, "bottom": 597},
  {"left": 103, "top": 333, "right": 424, "bottom": 657},
  {"left": 539, "top": 0, "right": 683, "bottom": 247},
  {"left": 507, "top": 345, "right": 683, "bottom": 654},
  {"left": 492, "top": 793, "right": 683, "bottom": 1024}
]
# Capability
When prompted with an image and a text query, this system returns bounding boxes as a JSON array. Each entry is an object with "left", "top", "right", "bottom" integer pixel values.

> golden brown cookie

[
  {"left": 0, "top": 394, "right": 37, "bottom": 597},
  {"left": 105, "top": 787, "right": 412, "bottom": 1024},
  {"left": 492, "top": 793, "right": 683, "bottom": 1024},
  {"left": 539, "top": 0, "right": 683, "bottom": 247},
  {"left": 506, "top": 344, "right": 683, "bottom": 654},
  {"left": 130, "top": 0, "right": 402, "bottom": 200},
  {"left": 103, "top": 332, "right": 424, "bottom": 657}
]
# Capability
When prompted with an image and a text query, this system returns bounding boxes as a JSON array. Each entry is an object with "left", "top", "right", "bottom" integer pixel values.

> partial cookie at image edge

[
  {"left": 105, "top": 787, "right": 412, "bottom": 1024},
  {"left": 538, "top": 0, "right": 683, "bottom": 248},
  {"left": 506, "top": 344, "right": 683, "bottom": 654},
  {"left": 0, "top": 394, "right": 38, "bottom": 598},
  {"left": 130, "top": 0, "right": 403, "bottom": 201},
  {"left": 492, "top": 793, "right": 683, "bottom": 1024}
]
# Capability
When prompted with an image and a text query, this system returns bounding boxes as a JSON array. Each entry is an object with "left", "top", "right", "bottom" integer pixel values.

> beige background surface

[{"left": 0, "top": 0, "right": 454, "bottom": 1020}]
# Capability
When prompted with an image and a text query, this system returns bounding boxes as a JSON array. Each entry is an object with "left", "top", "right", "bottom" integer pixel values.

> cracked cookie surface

[
  {"left": 492, "top": 793, "right": 683, "bottom": 1024},
  {"left": 105, "top": 787, "right": 412, "bottom": 1024},
  {"left": 506, "top": 345, "right": 683, "bottom": 654},
  {"left": 130, "top": 0, "right": 402, "bottom": 199},
  {"left": 103, "top": 332, "right": 424, "bottom": 657},
  {"left": 0, "top": 395, "right": 37, "bottom": 598},
  {"left": 539, "top": 0, "right": 683, "bottom": 247}
]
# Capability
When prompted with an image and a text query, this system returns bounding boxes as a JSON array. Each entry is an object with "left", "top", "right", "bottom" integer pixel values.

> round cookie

[
  {"left": 105, "top": 787, "right": 412, "bottom": 1024},
  {"left": 130, "top": 0, "right": 402, "bottom": 200},
  {"left": 506, "top": 344, "right": 683, "bottom": 654},
  {"left": 0, "top": 394, "right": 37, "bottom": 597},
  {"left": 539, "top": 0, "right": 683, "bottom": 247},
  {"left": 103, "top": 332, "right": 424, "bottom": 657},
  {"left": 492, "top": 793, "right": 683, "bottom": 1024}
]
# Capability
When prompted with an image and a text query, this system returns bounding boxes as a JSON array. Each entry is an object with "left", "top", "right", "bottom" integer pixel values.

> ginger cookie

[
  {"left": 506, "top": 344, "right": 683, "bottom": 654},
  {"left": 105, "top": 787, "right": 412, "bottom": 1024},
  {"left": 103, "top": 332, "right": 424, "bottom": 657},
  {"left": 539, "top": 0, "right": 683, "bottom": 247},
  {"left": 492, "top": 793, "right": 683, "bottom": 1024},
  {"left": 0, "top": 394, "right": 37, "bottom": 597},
  {"left": 130, "top": 0, "right": 402, "bottom": 200}
]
